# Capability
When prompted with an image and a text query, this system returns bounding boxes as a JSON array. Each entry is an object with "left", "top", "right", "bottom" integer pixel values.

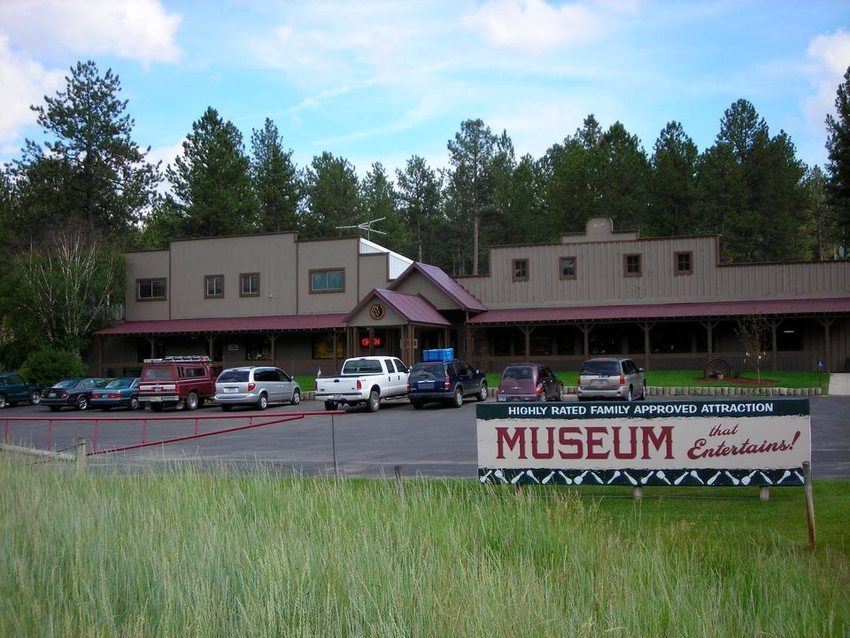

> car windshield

[
  {"left": 142, "top": 367, "right": 175, "bottom": 381},
  {"left": 410, "top": 363, "right": 445, "bottom": 376},
  {"left": 106, "top": 378, "right": 133, "bottom": 388},
  {"left": 218, "top": 370, "right": 250, "bottom": 383},
  {"left": 503, "top": 366, "right": 533, "bottom": 380},
  {"left": 54, "top": 379, "right": 80, "bottom": 388},
  {"left": 582, "top": 360, "right": 620, "bottom": 375}
]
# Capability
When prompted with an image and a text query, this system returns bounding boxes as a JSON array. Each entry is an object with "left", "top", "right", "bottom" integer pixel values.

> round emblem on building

[{"left": 369, "top": 303, "right": 386, "bottom": 320}]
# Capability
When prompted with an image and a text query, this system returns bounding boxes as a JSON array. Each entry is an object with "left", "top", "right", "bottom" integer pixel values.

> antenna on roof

[{"left": 335, "top": 217, "right": 387, "bottom": 241}]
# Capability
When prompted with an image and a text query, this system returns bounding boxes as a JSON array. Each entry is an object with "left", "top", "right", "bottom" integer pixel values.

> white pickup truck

[{"left": 315, "top": 356, "right": 410, "bottom": 412}]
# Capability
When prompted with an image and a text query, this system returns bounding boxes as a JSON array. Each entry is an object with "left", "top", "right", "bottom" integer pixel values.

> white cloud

[
  {"left": 0, "top": 0, "right": 182, "bottom": 65},
  {"left": 804, "top": 30, "right": 850, "bottom": 129},
  {"left": 462, "top": 0, "right": 603, "bottom": 53},
  {"left": 0, "top": 36, "right": 65, "bottom": 149}
]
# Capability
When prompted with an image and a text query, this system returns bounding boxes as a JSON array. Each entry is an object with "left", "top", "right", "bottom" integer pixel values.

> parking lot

[{"left": 2, "top": 394, "right": 849, "bottom": 479}]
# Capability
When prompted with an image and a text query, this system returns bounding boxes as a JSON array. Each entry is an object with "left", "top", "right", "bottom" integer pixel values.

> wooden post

[
  {"left": 74, "top": 437, "right": 87, "bottom": 471},
  {"left": 803, "top": 461, "right": 816, "bottom": 548},
  {"left": 394, "top": 464, "right": 404, "bottom": 499},
  {"left": 633, "top": 486, "right": 643, "bottom": 500},
  {"left": 759, "top": 486, "right": 770, "bottom": 501}
]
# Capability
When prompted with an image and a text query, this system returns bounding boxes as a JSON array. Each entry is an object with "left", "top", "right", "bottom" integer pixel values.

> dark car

[
  {"left": 407, "top": 359, "right": 488, "bottom": 409},
  {"left": 0, "top": 372, "right": 41, "bottom": 408},
  {"left": 577, "top": 357, "right": 646, "bottom": 401},
  {"left": 496, "top": 363, "right": 563, "bottom": 402},
  {"left": 41, "top": 377, "right": 108, "bottom": 411},
  {"left": 90, "top": 377, "right": 142, "bottom": 411}
]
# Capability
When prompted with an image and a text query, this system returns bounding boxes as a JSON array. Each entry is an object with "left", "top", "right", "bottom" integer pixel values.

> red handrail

[{"left": 1, "top": 410, "right": 342, "bottom": 456}]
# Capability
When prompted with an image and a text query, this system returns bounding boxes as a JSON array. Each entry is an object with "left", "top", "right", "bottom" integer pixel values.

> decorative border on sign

[{"left": 478, "top": 467, "right": 804, "bottom": 487}]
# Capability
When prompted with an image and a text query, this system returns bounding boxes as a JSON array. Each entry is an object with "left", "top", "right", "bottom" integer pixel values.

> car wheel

[
  {"left": 324, "top": 400, "right": 337, "bottom": 411},
  {"left": 625, "top": 387, "right": 634, "bottom": 402},
  {"left": 256, "top": 393, "right": 268, "bottom": 411},
  {"left": 76, "top": 395, "right": 88, "bottom": 411},
  {"left": 640, "top": 383, "right": 647, "bottom": 400},
  {"left": 477, "top": 383, "right": 488, "bottom": 402},
  {"left": 29, "top": 391, "right": 41, "bottom": 406},
  {"left": 129, "top": 396, "right": 140, "bottom": 411},
  {"left": 452, "top": 387, "right": 464, "bottom": 408},
  {"left": 368, "top": 390, "right": 380, "bottom": 412},
  {"left": 0, "top": 395, "right": 6, "bottom": 409},
  {"left": 291, "top": 389, "right": 301, "bottom": 406},
  {"left": 49, "top": 405, "right": 60, "bottom": 412},
  {"left": 538, "top": 389, "right": 547, "bottom": 402},
  {"left": 220, "top": 405, "right": 232, "bottom": 412},
  {"left": 411, "top": 399, "right": 424, "bottom": 409},
  {"left": 184, "top": 392, "right": 199, "bottom": 411}
]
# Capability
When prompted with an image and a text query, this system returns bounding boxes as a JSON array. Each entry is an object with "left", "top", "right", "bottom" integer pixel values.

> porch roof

[
  {"left": 94, "top": 313, "right": 348, "bottom": 337},
  {"left": 466, "top": 297, "right": 850, "bottom": 325}
]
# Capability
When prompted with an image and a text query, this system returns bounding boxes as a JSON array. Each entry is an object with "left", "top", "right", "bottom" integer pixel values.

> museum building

[{"left": 94, "top": 217, "right": 850, "bottom": 376}]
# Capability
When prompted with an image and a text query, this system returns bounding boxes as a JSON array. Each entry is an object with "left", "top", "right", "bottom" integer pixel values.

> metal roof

[
  {"left": 467, "top": 297, "right": 850, "bottom": 325},
  {"left": 390, "top": 262, "right": 488, "bottom": 312},
  {"left": 94, "top": 313, "right": 348, "bottom": 336},
  {"left": 346, "top": 289, "right": 451, "bottom": 326}
]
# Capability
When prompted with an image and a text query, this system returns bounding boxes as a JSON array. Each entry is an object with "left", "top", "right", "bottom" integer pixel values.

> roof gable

[{"left": 389, "top": 262, "right": 487, "bottom": 312}]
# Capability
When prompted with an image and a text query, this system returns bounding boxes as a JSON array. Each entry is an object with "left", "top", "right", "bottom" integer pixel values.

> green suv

[{"left": 0, "top": 372, "right": 41, "bottom": 408}]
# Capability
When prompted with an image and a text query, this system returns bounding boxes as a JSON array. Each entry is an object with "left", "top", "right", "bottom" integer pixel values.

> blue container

[{"left": 423, "top": 348, "right": 454, "bottom": 362}]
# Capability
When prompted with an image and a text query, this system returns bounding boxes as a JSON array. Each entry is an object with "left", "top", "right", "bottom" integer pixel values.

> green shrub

[{"left": 19, "top": 349, "right": 86, "bottom": 388}]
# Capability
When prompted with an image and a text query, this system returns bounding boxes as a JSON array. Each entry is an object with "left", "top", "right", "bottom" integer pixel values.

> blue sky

[{"left": 1, "top": 0, "right": 849, "bottom": 181}]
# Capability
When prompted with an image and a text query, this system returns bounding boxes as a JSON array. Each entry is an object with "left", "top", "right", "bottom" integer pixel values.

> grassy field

[
  {"left": 1, "top": 457, "right": 848, "bottom": 637},
  {"left": 480, "top": 370, "right": 831, "bottom": 394}
]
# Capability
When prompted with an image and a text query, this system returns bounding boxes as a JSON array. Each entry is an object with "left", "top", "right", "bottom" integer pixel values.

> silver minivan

[
  {"left": 215, "top": 366, "right": 301, "bottom": 411},
  {"left": 577, "top": 357, "right": 646, "bottom": 401}
]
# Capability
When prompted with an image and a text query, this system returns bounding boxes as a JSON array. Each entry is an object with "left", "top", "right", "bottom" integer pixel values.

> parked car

[
  {"left": 90, "top": 377, "right": 142, "bottom": 411},
  {"left": 215, "top": 366, "right": 301, "bottom": 411},
  {"left": 407, "top": 359, "right": 488, "bottom": 409},
  {"left": 577, "top": 357, "right": 646, "bottom": 401},
  {"left": 0, "top": 372, "right": 41, "bottom": 408},
  {"left": 139, "top": 356, "right": 220, "bottom": 411},
  {"left": 41, "top": 377, "right": 108, "bottom": 411},
  {"left": 315, "top": 356, "right": 409, "bottom": 412},
  {"left": 496, "top": 363, "right": 563, "bottom": 402}
]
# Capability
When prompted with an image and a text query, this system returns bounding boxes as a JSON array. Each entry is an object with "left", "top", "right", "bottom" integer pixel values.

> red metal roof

[
  {"left": 94, "top": 313, "right": 348, "bottom": 336},
  {"left": 467, "top": 297, "right": 850, "bottom": 325},
  {"left": 346, "top": 289, "right": 451, "bottom": 326},
  {"left": 391, "top": 262, "right": 488, "bottom": 312}
]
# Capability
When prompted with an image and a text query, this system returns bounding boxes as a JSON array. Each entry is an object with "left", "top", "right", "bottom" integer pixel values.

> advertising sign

[{"left": 477, "top": 399, "right": 810, "bottom": 487}]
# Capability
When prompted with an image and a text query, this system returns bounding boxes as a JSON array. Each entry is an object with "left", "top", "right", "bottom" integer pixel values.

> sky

[{"left": 1, "top": 0, "right": 849, "bottom": 183}]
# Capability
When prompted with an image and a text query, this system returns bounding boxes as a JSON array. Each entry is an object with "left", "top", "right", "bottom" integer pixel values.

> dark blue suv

[{"left": 407, "top": 359, "right": 488, "bottom": 409}]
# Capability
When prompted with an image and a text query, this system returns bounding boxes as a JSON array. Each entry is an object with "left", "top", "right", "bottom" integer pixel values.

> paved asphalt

[{"left": 2, "top": 395, "right": 848, "bottom": 480}]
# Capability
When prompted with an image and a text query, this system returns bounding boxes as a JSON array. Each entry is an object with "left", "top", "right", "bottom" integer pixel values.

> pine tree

[{"left": 825, "top": 66, "right": 850, "bottom": 257}]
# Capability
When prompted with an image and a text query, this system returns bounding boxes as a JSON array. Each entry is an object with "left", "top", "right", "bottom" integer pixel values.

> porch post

[
  {"left": 641, "top": 322, "right": 654, "bottom": 370},
  {"left": 819, "top": 318, "right": 835, "bottom": 371},
  {"left": 521, "top": 326, "right": 532, "bottom": 359},
  {"left": 701, "top": 320, "right": 717, "bottom": 360},
  {"left": 770, "top": 319, "right": 779, "bottom": 372},
  {"left": 580, "top": 324, "right": 591, "bottom": 357},
  {"left": 268, "top": 333, "right": 276, "bottom": 365}
]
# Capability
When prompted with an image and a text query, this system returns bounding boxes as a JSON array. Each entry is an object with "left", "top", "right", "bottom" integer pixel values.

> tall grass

[{"left": 1, "top": 458, "right": 847, "bottom": 637}]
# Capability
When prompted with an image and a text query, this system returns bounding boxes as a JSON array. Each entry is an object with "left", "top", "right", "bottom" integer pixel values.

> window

[
  {"left": 240, "top": 272, "right": 260, "bottom": 297},
  {"left": 559, "top": 256, "right": 577, "bottom": 280},
  {"left": 624, "top": 254, "right": 642, "bottom": 277},
  {"left": 205, "top": 274, "right": 224, "bottom": 298},
  {"left": 246, "top": 336, "right": 270, "bottom": 360},
  {"left": 137, "top": 278, "right": 167, "bottom": 301},
  {"left": 512, "top": 259, "right": 529, "bottom": 281},
  {"left": 312, "top": 333, "right": 346, "bottom": 359},
  {"left": 311, "top": 268, "right": 345, "bottom": 293},
  {"left": 675, "top": 252, "right": 693, "bottom": 275}
]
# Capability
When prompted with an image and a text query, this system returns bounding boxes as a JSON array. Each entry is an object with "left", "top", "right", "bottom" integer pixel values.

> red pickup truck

[{"left": 138, "top": 356, "right": 221, "bottom": 411}]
